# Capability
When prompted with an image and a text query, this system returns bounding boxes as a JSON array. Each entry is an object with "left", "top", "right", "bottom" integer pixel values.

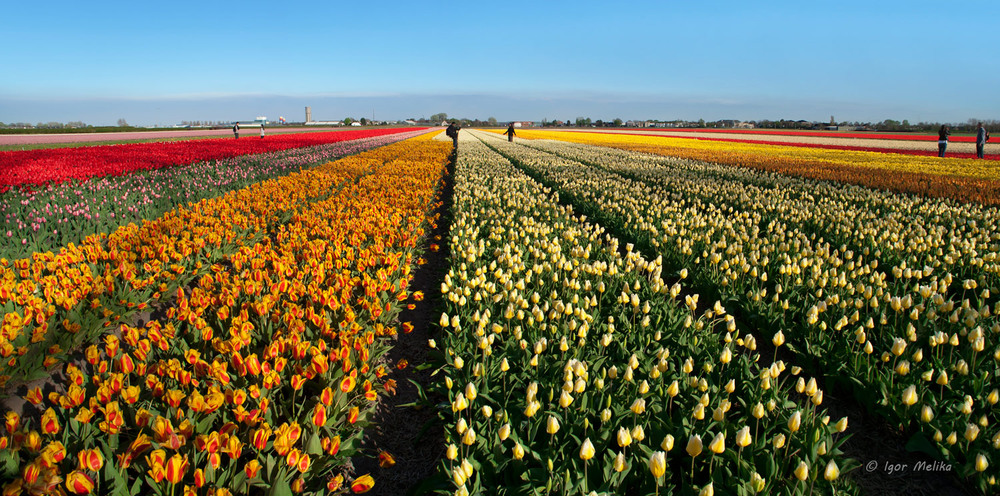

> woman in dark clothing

[
  {"left": 938, "top": 125, "right": 950, "bottom": 157},
  {"left": 503, "top": 123, "right": 516, "bottom": 142}
]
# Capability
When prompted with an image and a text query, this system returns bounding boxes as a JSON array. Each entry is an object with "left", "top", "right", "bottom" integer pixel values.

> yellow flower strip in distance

[{"left": 515, "top": 129, "right": 1000, "bottom": 206}]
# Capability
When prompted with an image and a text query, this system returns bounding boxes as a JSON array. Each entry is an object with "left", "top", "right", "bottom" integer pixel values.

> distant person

[
  {"left": 504, "top": 123, "right": 516, "bottom": 142},
  {"left": 233, "top": 122, "right": 240, "bottom": 139},
  {"left": 446, "top": 122, "right": 459, "bottom": 150},
  {"left": 976, "top": 122, "right": 990, "bottom": 159},
  {"left": 260, "top": 124, "right": 265, "bottom": 139},
  {"left": 938, "top": 124, "right": 950, "bottom": 157}
]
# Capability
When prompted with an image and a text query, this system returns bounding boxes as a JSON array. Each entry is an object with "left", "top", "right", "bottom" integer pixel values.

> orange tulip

[
  {"left": 324, "top": 435, "right": 341, "bottom": 456},
  {"left": 327, "top": 474, "right": 345, "bottom": 491},
  {"left": 312, "top": 404, "right": 328, "bottom": 427},
  {"left": 4, "top": 412, "right": 18, "bottom": 433},
  {"left": 252, "top": 426, "right": 271, "bottom": 450},
  {"left": 351, "top": 474, "right": 375, "bottom": 493},
  {"left": 348, "top": 406, "right": 360, "bottom": 424},
  {"left": 194, "top": 468, "right": 205, "bottom": 488},
  {"left": 245, "top": 460, "right": 262, "bottom": 479},
  {"left": 320, "top": 387, "right": 334, "bottom": 406},
  {"left": 25, "top": 387, "right": 43, "bottom": 405},
  {"left": 22, "top": 463, "right": 41, "bottom": 485},
  {"left": 146, "top": 449, "right": 167, "bottom": 482},
  {"left": 378, "top": 450, "right": 396, "bottom": 468},
  {"left": 340, "top": 375, "right": 356, "bottom": 393},
  {"left": 164, "top": 454, "right": 189, "bottom": 485},
  {"left": 65, "top": 470, "right": 95, "bottom": 495},
  {"left": 77, "top": 448, "right": 104, "bottom": 471}
]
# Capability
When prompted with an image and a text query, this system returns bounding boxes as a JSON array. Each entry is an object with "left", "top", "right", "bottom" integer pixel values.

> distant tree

[
  {"left": 613, "top": 118, "right": 623, "bottom": 127},
  {"left": 117, "top": 118, "right": 129, "bottom": 127},
  {"left": 360, "top": 118, "right": 368, "bottom": 126},
  {"left": 488, "top": 117, "right": 498, "bottom": 126},
  {"left": 697, "top": 118, "right": 705, "bottom": 128},
  {"left": 343, "top": 118, "right": 354, "bottom": 126},
  {"left": 430, "top": 113, "right": 448, "bottom": 123}
]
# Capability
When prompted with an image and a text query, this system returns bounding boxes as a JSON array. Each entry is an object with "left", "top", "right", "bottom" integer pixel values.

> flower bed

[
  {"left": 0, "top": 128, "right": 424, "bottom": 192},
  {"left": 0, "top": 134, "right": 452, "bottom": 495},
  {"left": 472, "top": 130, "right": 998, "bottom": 492},
  {"left": 427, "top": 133, "right": 852, "bottom": 495}
]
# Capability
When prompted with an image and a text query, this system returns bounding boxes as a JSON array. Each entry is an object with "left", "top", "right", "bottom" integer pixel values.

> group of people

[
  {"left": 445, "top": 121, "right": 517, "bottom": 150},
  {"left": 232, "top": 122, "right": 265, "bottom": 139},
  {"left": 938, "top": 122, "right": 990, "bottom": 158}
]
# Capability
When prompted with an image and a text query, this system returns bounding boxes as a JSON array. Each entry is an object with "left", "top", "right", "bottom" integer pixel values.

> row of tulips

[
  {"left": 0, "top": 128, "right": 425, "bottom": 193},
  {"left": 473, "top": 130, "right": 998, "bottom": 491},
  {"left": 638, "top": 128, "right": 986, "bottom": 143},
  {"left": 510, "top": 130, "right": 1000, "bottom": 206},
  {"left": 428, "top": 132, "right": 855, "bottom": 495},
  {"left": 0, "top": 133, "right": 453, "bottom": 495},
  {"left": 0, "top": 129, "right": 432, "bottom": 261},
  {"left": 0, "top": 130, "right": 431, "bottom": 392}
]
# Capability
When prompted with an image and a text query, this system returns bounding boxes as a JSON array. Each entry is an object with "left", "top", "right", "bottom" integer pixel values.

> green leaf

[{"left": 268, "top": 477, "right": 293, "bottom": 496}]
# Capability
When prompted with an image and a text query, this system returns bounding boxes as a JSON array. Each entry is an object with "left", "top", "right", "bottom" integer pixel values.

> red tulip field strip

[
  {"left": 429, "top": 132, "right": 852, "bottom": 495},
  {"left": 0, "top": 133, "right": 452, "bottom": 495},
  {"left": 0, "top": 129, "right": 432, "bottom": 261},
  {"left": 0, "top": 127, "right": 347, "bottom": 146},
  {"left": 471, "top": 130, "right": 998, "bottom": 492},
  {"left": 0, "top": 128, "right": 424, "bottom": 192}
]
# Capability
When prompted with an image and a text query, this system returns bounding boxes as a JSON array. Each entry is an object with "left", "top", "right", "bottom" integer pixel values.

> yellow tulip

[
  {"left": 546, "top": 416, "right": 560, "bottom": 435},
  {"left": 794, "top": 461, "right": 809, "bottom": 481},
  {"left": 614, "top": 451, "right": 627, "bottom": 472},
  {"left": 686, "top": 434, "right": 703, "bottom": 457},
  {"left": 661, "top": 434, "right": 674, "bottom": 451},
  {"left": 617, "top": 427, "right": 632, "bottom": 448},
  {"left": 649, "top": 451, "right": 666, "bottom": 478},
  {"left": 735, "top": 426, "right": 752, "bottom": 447},
  {"left": 709, "top": 432, "right": 725, "bottom": 454},
  {"left": 976, "top": 453, "right": 989, "bottom": 472},
  {"left": 824, "top": 460, "right": 840, "bottom": 480},
  {"left": 579, "top": 438, "right": 595, "bottom": 461},
  {"left": 788, "top": 411, "right": 802, "bottom": 432}
]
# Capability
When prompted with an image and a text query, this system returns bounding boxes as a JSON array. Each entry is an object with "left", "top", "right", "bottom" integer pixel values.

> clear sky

[{"left": 2, "top": 0, "right": 998, "bottom": 126}]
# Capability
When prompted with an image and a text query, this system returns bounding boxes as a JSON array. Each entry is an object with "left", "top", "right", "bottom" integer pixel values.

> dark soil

[{"left": 350, "top": 149, "right": 456, "bottom": 496}]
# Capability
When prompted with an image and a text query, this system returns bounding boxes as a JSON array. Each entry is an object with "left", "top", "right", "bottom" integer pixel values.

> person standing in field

[
  {"left": 446, "top": 122, "right": 459, "bottom": 150},
  {"left": 938, "top": 124, "right": 950, "bottom": 157},
  {"left": 504, "top": 123, "right": 516, "bottom": 142},
  {"left": 260, "top": 123, "right": 265, "bottom": 139},
  {"left": 976, "top": 122, "right": 990, "bottom": 159},
  {"left": 233, "top": 122, "right": 240, "bottom": 139}
]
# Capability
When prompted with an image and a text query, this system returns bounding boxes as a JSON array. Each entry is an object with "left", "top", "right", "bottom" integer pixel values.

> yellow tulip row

[
  {"left": 432, "top": 132, "right": 852, "bottom": 495},
  {"left": 0, "top": 134, "right": 452, "bottom": 495},
  {"left": 474, "top": 130, "right": 998, "bottom": 490}
]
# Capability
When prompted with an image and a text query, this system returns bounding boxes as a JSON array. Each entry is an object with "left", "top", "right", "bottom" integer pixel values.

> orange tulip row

[{"left": 0, "top": 134, "right": 452, "bottom": 495}]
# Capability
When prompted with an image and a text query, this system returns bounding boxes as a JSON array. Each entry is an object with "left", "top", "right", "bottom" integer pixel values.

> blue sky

[{"left": 2, "top": 0, "right": 998, "bottom": 126}]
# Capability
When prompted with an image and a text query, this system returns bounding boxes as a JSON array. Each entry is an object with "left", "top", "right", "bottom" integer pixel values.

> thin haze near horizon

[{"left": 2, "top": 0, "right": 998, "bottom": 127}]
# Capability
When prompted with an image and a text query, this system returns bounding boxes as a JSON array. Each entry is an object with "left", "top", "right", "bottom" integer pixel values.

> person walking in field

[
  {"left": 504, "top": 123, "right": 516, "bottom": 142},
  {"left": 976, "top": 122, "right": 990, "bottom": 159},
  {"left": 260, "top": 123, "right": 265, "bottom": 139},
  {"left": 938, "top": 124, "right": 950, "bottom": 157},
  {"left": 233, "top": 122, "right": 240, "bottom": 139},
  {"left": 446, "top": 121, "right": 459, "bottom": 150}
]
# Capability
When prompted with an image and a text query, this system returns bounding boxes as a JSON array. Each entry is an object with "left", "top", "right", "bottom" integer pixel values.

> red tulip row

[{"left": 0, "top": 128, "right": 425, "bottom": 192}]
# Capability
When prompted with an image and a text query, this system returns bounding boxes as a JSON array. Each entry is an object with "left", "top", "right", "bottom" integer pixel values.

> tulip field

[
  {"left": 1, "top": 124, "right": 998, "bottom": 495},
  {"left": 0, "top": 128, "right": 454, "bottom": 495}
]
